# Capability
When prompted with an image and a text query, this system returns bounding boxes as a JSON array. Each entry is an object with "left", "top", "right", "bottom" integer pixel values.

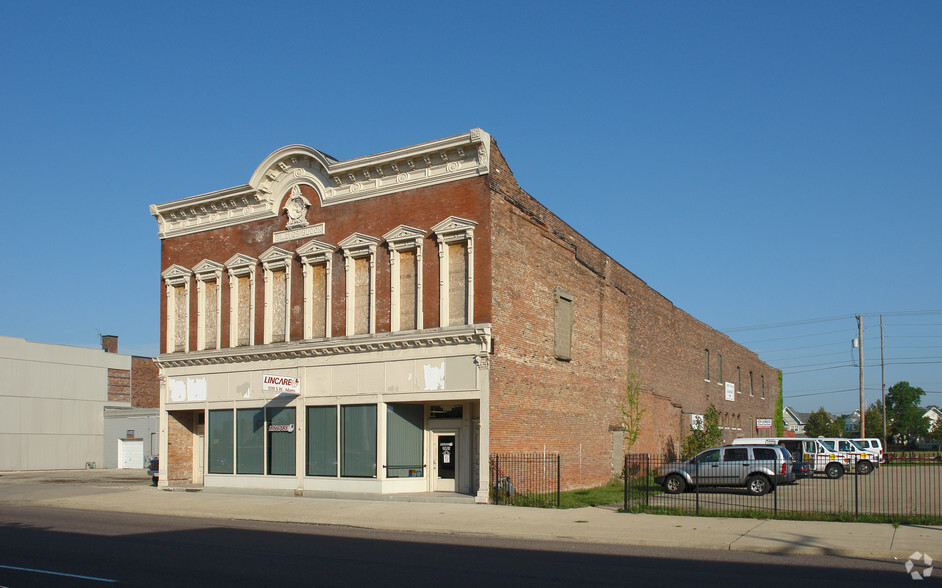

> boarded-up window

[
  {"left": 272, "top": 269, "right": 286, "bottom": 342},
  {"left": 173, "top": 285, "right": 187, "bottom": 351},
  {"left": 204, "top": 280, "right": 217, "bottom": 349},
  {"left": 448, "top": 242, "right": 467, "bottom": 326},
  {"left": 554, "top": 287, "right": 573, "bottom": 361},
  {"left": 310, "top": 264, "right": 327, "bottom": 339},
  {"left": 237, "top": 276, "right": 251, "bottom": 346},
  {"left": 354, "top": 257, "right": 371, "bottom": 335},
  {"left": 399, "top": 250, "right": 417, "bottom": 331}
]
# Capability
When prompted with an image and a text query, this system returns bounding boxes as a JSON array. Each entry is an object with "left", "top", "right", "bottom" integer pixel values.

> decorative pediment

[
  {"left": 192, "top": 259, "right": 224, "bottom": 281},
  {"left": 297, "top": 239, "right": 335, "bottom": 264},
  {"left": 383, "top": 225, "right": 426, "bottom": 251},
  {"left": 432, "top": 216, "right": 477, "bottom": 242},
  {"left": 161, "top": 264, "right": 192, "bottom": 286},
  {"left": 259, "top": 246, "right": 294, "bottom": 270},
  {"left": 338, "top": 233, "right": 380, "bottom": 257},
  {"left": 151, "top": 129, "right": 491, "bottom": 240},
  {"left": 224, "top": 253, "right": 258, "bottom": 276}
]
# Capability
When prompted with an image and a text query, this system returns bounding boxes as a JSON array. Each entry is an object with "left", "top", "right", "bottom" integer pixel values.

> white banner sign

[
  {"left": 725, "top": 382, "right": 735, "bottom": 401},
  {"left": 262, "top": 374, "right": 301, "bottom": 395},
  {"left": 756, "top": 418, "right": 773, "bottom": 429}
]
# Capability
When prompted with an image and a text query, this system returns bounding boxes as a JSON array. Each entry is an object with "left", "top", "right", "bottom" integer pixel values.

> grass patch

[{"left": 556, "top": 479, "right": 628, "bottom": 509}]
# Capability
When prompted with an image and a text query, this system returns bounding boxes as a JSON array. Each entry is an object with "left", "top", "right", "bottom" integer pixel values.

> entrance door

[{"left": 433, "top": 432, "right": 456, "bottom": 492}]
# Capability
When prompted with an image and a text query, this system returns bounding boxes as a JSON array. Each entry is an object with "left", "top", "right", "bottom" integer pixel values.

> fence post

[
  {"left": 645, "top": 454, "right": 650, "bottom": 507},
  {"left": 854, "top": 457, "right": 859, "bottom": 519},
  {"left": 494, "top": 455, "right": 499, "bottom": 506},
  {"left": 556, "top": 453, "right": 561, "bottom": 509},
  {"left": 624, "top": 454, "right": 628, "bottom": 512},
  {"left": 695, "top": 458, "right": 700, "bottom": 515}
]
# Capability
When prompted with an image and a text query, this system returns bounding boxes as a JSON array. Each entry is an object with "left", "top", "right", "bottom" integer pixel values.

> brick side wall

[
  {"left": 131, "top": 356, "right": 159, "bottom": 408},
  {"left": 107, "top": 368, "right": 131, "bottom": 402},
  {"left": 166, "top": 411, "right": 195, "bottom": 484},
  {"left": 486, "top": 139, "right": 779, "bottom": 489},
  {"left": 159, "top": 180, "right": 493, "bottom": 353}
]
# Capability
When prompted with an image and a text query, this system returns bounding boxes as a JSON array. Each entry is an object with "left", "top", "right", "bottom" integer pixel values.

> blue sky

[{"left": 1, "top": 2, "right": 939, "bottom": 414}]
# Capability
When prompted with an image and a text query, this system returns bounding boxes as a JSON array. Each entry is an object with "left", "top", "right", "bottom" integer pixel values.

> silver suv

[{"left": 655, "top": 445, "right": 796, "bottom": 496}]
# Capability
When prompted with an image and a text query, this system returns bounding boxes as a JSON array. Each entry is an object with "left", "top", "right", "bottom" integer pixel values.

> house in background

[
  {"left": 783, "top": 406, "right": 810, "bottom": 435},
  {"left": 0, "top": 334, "right": 158, "bottom": 471},
  {"left": 150, "top": 129, "right": 779, "bottom": 500}
]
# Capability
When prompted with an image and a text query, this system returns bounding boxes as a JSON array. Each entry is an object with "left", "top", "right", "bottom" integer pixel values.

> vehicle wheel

[
  {"left": 663, "top": 474, "right": 686, "bottom": 494},
  {"left": 856, "top": 461, "right": 873, "bottom": 475},
  {"left": 746, "top": 475, "right": 771, "bottom": 496},
  {"left": 825, "top": 463, "right": 844, "bottom": 479}
]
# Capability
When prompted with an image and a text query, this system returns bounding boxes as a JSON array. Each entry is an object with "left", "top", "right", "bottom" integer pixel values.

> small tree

[
  {"left": 681, "top": 404, "right": 722, "bottom": 458},
  {"left": 804, "top": 407, "right": 842, "bottom": 437},
  {"left": 864, "top": 400, "right": 885, "bottom": 441},
  {"left": 619, "top": 360, "right": 646, "bottom": 455}
]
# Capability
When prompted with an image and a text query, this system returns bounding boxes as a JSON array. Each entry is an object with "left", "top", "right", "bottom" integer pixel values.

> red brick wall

[
  {"left": 107, "top": 368, "right": 130, "bottom": 402},
  {"left": 131, "top": 356, "right": 159, "bottom": 408},
  {"left": 486, "top": 139, "right": 779, "bottom": 489},
  {"left": 166, "top": 411, "right": 196, "bottom": 484},
  {"left": 159, "top": 180, "right": 493, "bottom": 353}
]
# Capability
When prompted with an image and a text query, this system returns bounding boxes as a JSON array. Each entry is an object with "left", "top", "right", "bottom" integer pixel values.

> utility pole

[
  {"left": 881, "top": 315, "right": 886, "bottom": 448},
  {"left": 857, "top": 315, "right": 865, "bottom": 437}
]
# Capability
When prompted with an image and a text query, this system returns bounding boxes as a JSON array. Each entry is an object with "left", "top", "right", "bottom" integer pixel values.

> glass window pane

[
  {"left": 386, "top": 404, "right": 424, "bottom": 478},
  {"left": 208, "top": 410, "right": 233, "bottom": 474},
  {"left": 306, "top": 406, "right": 337, "bottom": 477},
  {"left": 267, "top": 407, "right": 296, "bottom": 476},
  {"left": 237, "top": 408, "right": 264, "bottom": 474},
  {"left": 341, "top": 405, "right": 376, "bottom": 478}
]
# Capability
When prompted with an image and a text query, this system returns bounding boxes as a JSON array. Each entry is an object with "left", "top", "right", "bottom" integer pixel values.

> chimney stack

[{"left": 101, "top": 335, "right": 118, "bottom": 353}]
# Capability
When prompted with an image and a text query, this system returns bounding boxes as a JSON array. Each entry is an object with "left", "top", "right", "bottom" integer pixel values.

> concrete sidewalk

[{"left": 1, "top": 469, "right": 939, "bottom": 560}]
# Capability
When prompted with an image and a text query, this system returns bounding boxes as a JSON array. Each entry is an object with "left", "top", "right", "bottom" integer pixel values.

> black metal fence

[
  {"left": 623, "top": 454, "right": 942, "bottom": 521},
  {"left": 490, "top": 453, "right": 560, "bottom": 508}
]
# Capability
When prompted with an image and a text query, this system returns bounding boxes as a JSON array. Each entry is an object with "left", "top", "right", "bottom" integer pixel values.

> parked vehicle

[
  {"left": 655, "top": 445, "right": 796, "bottom": 496},
  {"left": 791, "top": 460, "right": 812, "bottom": 479},
  {"left": 853, "top": 438, "right": 885, "bottom": 463},
  {"left": 732, "top": 437, "right": 871, "bottom": 479},
  {"left": 816, "top": 438, "right": 879, "bottom": 475},
  {"left": 148, "top": 457, "right": 158, "bottom": 486}
]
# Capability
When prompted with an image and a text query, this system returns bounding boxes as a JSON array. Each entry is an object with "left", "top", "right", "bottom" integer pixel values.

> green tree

[
  {"left": 863, "top": 400, "right": 885, "bottom": 441},
  {"left": 681, "top": 404, "right": 722, "bottom": 458},
  {"left": 619, "top": 359, "right": 646, "bottom": 455},
  {"left": 804, "top": 407, "right": 842, "bottom": 437},
  {"left": 886, "top": 381, "right": 930, "bottom": 447}
]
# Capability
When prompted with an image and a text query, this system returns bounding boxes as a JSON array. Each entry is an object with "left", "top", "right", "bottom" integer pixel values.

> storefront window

[
  {"left": 208, "top": 410, "right": 233, "bottom": 474},
  {"left": 386, "top": 404, "right": 424, "bottom": 478},
  {"left": 237, "top": 408, "right": 264, "bottom": 474},
  {"left": 306, "top": 405, "right": 337, "bottom": 476},
  {"left": 341, "top": 404, "right": 376, "bottom": 477},
  {"left": 267, "top": 407, "right": 296, "bottom": 476}
]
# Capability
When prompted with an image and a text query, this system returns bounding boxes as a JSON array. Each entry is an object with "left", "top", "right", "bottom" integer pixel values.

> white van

[
  {"left": 732, "top": 437, "right": 874, "bottom": 478},
  {"left": 815, "top": 438, "right": 879, "bottom": 475},
  {"left": 853, "top": 438, "right": 885, "bottom": 462}
]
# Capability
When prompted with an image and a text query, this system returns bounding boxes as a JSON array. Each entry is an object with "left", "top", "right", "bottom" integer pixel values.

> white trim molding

[
  {"left": 432, "top": 217, "right": 477, "bottom": 327},
  {"left": 259, "top": 246, "right": 294, "bottom": 344},
  {"left": 193, "top": 259, "right": 224, "bottom": 351},
  {"left": 225, "top": 253, "right": 258, "bottom": 348},
  {"left": 383, "top": 225, "right": 425, "bottom": 333},
  {"left": 338, "top": 233, "right": 380, "bottom": 337},
  {"left": 161, "top": 264, "right": 192, "bottom": 353},
  {"left": 297, "top": 239, "right": 335, "bottom": 340},
  {"left": 151, "top": 129, "right": 492, "bottom": 240}
]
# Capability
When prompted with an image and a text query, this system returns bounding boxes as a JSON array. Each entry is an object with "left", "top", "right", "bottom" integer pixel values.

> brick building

[{"left": 150, "top": 129, "right": 778, "bottom": 501}]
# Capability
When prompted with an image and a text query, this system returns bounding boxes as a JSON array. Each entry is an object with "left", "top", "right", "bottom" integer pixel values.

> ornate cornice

[
  {"left": 151, "top": 129, "right": 492, "bottom": 240},
  {"left": 155, "top": 324, "right": 492, "bottom": 368}
]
